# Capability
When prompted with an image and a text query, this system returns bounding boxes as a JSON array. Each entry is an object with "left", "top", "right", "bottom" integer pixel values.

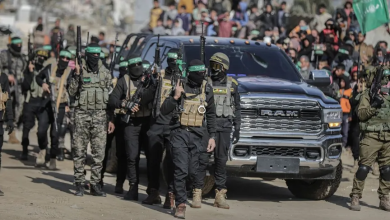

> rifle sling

[{"left": 56, "top": 68, "right": 70, "bottom": 111}]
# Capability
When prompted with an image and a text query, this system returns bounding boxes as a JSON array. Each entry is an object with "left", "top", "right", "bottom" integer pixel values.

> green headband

[
  {"left": 188, "top": 65, "right": 206, "bottom": 72},
  {"left": 86, "top": 47, "right": 101, "bottom": 54},
  {"left": 100, "top": 52, "right": 105, "bottom": 58},
  {"left": 119, "top": 61, "right": 128, "bottom": 67},
  {"left": 43, "top": 45, "right": 52, "bottom": 51},
  {"left": 143, "top": 63, "right": 150, "bottom": 69},
  {"left": 59, "top": 50, "right": 72, "bottom": 58},
  {"left": 338, "top": 49, "right": 349, "bottom": 55},
  {"left": 11, "top": 39, "right": 22, "bottom": 44},
  {"left": 128, "top": 57, "right": 142, "bottom": 65},
  {"left": 251, "top": 30, "right": 260, "bottom": 35},
  {"left": 384, "top": 69, "right": 390, "bottom": 76},
  {"left": 168, "top": 53, "right": 178, "bottom": 59},
  {"left": 68, "top": 49, "right": 76, "bottom": 56}
]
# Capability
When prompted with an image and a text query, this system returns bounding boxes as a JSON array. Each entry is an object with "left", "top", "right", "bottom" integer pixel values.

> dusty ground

[{"left": 0, "top": 129, "right": 389, "bottom": 220}]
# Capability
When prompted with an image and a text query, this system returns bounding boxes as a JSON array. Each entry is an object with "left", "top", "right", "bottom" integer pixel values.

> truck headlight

[{"left": 322, "top": 109, "right": 342, "bottom": 128}]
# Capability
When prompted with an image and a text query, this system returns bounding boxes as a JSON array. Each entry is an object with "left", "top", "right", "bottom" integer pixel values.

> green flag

[{"left": 353, "top": 0, "right": 390, "bottom": 34}]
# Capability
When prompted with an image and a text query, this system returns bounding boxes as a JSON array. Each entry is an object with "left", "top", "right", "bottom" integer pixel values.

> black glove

[
  {"left": 232, "top": 129, "right": 240, "bottom": 144},
  {"left": 371, "top": 94, "right": 384, "bottom": 108},
  {"left": 5, "top": 120, "right": 14, "bottom": 135},
  {"left": 125, "top": 101, "right": 135, "bottom": 110}
]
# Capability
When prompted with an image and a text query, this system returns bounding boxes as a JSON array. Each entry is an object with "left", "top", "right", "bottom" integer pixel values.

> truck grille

[
  {"left": 240, "top": 98, "right": 322, "bottom": 134},
  {"left": 252, "top": 146, "right": 304, "bottom": 157}
]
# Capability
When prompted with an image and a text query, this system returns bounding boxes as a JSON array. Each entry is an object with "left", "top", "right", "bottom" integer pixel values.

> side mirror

[{"left": 306, "top": 70, "right": 331, "bottom": 87}]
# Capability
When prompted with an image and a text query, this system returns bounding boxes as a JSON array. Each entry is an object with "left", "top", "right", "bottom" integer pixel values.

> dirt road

[{"left": 0, "top": 130, "right": 389, "bottom": 220}]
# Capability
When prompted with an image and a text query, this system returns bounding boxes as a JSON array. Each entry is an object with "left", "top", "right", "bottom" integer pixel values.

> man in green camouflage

[
  {"left": 0, "top": 37, "right": 28, "bottom": 144},
  {"left": 350, "top": 66, "right": 390, "bottom": 212},
  {"left": 68, "top": 43, "right": 114, "bottom": 197}
]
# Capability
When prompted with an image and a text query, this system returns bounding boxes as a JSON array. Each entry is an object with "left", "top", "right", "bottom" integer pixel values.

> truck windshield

[{"left": 184, "top": 44, "right": 302, "bottom": 82}]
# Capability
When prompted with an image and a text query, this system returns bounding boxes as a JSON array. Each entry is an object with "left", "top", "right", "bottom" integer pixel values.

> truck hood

[{"left": 237, "top": 76, "right": 339, "bottom": 105}]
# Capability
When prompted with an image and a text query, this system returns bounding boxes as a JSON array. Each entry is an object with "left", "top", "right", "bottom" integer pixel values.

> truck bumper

[{"left": 226, "top": 134, "right": 342, "bottom": 179}]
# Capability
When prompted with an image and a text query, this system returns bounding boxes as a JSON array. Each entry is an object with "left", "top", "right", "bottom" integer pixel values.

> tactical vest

[
  {"left": 0, "top": 71, "right": 9, "bottom": 111},
  {"left": 114, "top": 75, "right": 151, "bottom": 117},
  {"left": 26, "top": 70, "right": 44, "bottom": 102},
  {"left": 180, "top": 81, "right": 207, "bottom": 127},
  {"left": 160, "top": 70, "right": 172, "bottom": 107},
  {"left": 207, "top": 77, "right": 235, "bottom": 118},
  {"left": 77, "top": 60, "right": 109, "bottom": 110},
  {"left": 360, "top": 92, "right": 390, "bottom": 132}
]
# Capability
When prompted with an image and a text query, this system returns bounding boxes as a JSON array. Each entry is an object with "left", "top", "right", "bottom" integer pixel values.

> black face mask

[
  {"left": 210, "top": 69, "right": 225, "bottom": 81},
  {"left": 10, "top": 44, "right": 21, "bottom": 54},
  {"left": 119, "top": 67, "right": 128, "bottom": 78},
  {"left": 129, "top": 66, "right": 143, "bottom": 80},
  {"left": 168, "top": 61, "right": 177, "bottom": 69},
  {"left": 86, "top": 53, "right": 100, "bottom": 72},
  {"left": 57, "top": 59, "right": 69, "bottom": 71},
  {"left": 188, "top": 71, "right": 204, "bottom": 86}
]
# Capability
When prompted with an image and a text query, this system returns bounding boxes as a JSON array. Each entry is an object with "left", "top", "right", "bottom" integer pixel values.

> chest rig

[
  {"left": 44, "top": 64, "right": 71, "bottom": 110},
  {"left": 76, "top": 60, "right": 109, "bottom": 110},
  {"left": 180, "top": 81, "right": 207, "bottom": 127},
  {"left": 0, "top": 71, "right": 9, "bottom": 111},
  {"left": 360, "top": 92, "right": 390, "bottom": 132},
  {"left": 207, "top": 77, "right": 235, "bottom": 118}
]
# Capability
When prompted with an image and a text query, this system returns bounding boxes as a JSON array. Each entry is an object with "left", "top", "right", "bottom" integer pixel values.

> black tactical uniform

[
  {"left": 0, "top": 65, "right": 15, "bottom": 196},
  {"left": 35, "top": 50, "right": 73, "bottom": 169},
  {"left": 195, "top": 52, "right": 241, "bottom": 209},
  {"left": 142, "top": 49, "right": 178, "bottom": 208},
  {"left": 108, "top": 54, "right": 156, "bottom": 201},
  {"left": 20, "top": 48, "right": 50, "bottom": 160},
  {"left": 160, "top": 59, "right": 216, "bottom": 218}
]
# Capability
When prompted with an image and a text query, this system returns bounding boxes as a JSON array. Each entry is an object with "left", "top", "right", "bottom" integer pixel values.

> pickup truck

[{"left": 140, "top": 36, "right": 343, "bottom": 200}]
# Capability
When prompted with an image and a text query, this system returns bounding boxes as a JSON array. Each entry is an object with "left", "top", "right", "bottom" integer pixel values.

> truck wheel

[
  {"left": 285, "top": 161, "right": 342, "bottom": 200},
  {"left": 161, "top": 150, "right": 215, "bottom": 196}
]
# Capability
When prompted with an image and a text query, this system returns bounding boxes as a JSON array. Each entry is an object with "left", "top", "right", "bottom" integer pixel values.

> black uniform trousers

[
  {"left": 147, "top": 123, "right": 174, "bottom": 192},
  {"left": 0, "top": 118, "right": 4, "bottom": 167},
  {"left": 197, "top": 132, "right": 230, "bottom": 190},
  {"left": 349, "top": 121, "right": 360, "bottom": 160},
  {"left": 21, "top": 102, "right": 41, "bottom": 151},
  {"left": 171, "top": 128, "right": 203, "bottom": 206},
  {"left": 116, "top": 116, "right": 150, "bottom": 185},
  {"left": 37, "top": 103, "right": 65, "bottom": 159}
]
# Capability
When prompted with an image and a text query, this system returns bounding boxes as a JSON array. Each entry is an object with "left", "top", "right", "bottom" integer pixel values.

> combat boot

[
  {"left": 57, "top": 149, "right": 64, "bottom": 161},
  {"left": 350, "top": 194, "right": 361, "bottom": 211},
  {"left": 174, "top": 203, "right": 186, "bottom": 219},
  {"left": 90, "top": 184, "right": 106, "bottom": 197},
  {"left": 115, "top": 183, "right": 124, "bottom": 194},
  {"left": 372, "top": 162, "right": 380, "bottom": 176},
  {"left": 214, "top": 189, "right": 230, "bottom": 209},
  {"left": 20, "top": 145, "right": 28, "bottom": 161},
  {"left": 142, "top": 188, "right": 162, "bottom": 205},
  {"left": 124, "top": 184, "right": 138, "bottom": 201},
  {"left": 191, "top": 188, "right": 202, "bottom": 208},
  {"left": 35, "top": 149, "right": 46, "bottom": 166},
  {"left": 74, "top": 183, "right": 84, "bottom": 196},
  {"left": 350, "top": 160, "right": 359, "bottom": 174},
  {"left": 99, "top": 180, "right": 104, "bottom": 189},
  {"left": 163, "top": 192, "right": 175, "bottom": 209},
  {"left": 379, "top": 195, "right": 390, "bottom": 211},
  {"left": 8, "top": 131, "right": 20, "bottom": 144},
  {"left": 48, "top": 159, "right": 57, "bottom": 170}
]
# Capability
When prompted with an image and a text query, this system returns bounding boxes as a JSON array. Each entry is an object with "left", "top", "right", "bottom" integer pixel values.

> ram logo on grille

[{"left": 260, "top": 110, "right": 299, "bottom": 117}]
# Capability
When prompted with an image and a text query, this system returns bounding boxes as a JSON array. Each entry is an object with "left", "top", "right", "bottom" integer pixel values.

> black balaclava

[
  {"left": 187, "top": 59, "right": 206, "bottom": 87},
  {"left": 119, "top": 60, "right": 128, "bottom": 78},
  {"left": 35, "top": 49, "right": 49, "bottom": 71},
  {"left": 167, "top": 48, "right": 180, "bottom": 70},
  {"left": 9, "top": 37, "right": 22, "bottom": 55},
  {"left": 85, "top": 43, "right": 101, "bottom": 72},
  {"left": 128, "top": 54, "right": 143, "bottom": 80},
  {"left": 57, "top": 50, "right": 71, "bottom": 74}
]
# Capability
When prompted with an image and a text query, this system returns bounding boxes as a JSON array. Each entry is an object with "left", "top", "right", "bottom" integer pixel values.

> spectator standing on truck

[
  {"left": 149, "top": 0, "right": 164, "bottom": 30},
  {"left": 176, "top": 5, "right": 192, "bottom": 35},
  {"left": 350, "top": 67, "right": 390, "bottom": 212},
  {"left": 33, "top": 17, "right": 46, "bottom": 48},
  {"left": 195, "top": 53, "right": 241, "bottom": 209},
  {"left": 160, "top": 59, "right": 216, "bottom": 219}
]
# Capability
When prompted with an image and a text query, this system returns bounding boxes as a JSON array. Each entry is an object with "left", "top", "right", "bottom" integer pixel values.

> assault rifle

[
  {"left": 76, "top": 26, "right": 84, "bottom": 99},
  {"left": 27, "top": 33, "right": 34, "bottom": 62},
  {"left": 171, "top": 42, "right": 186, "bottom": 112},
  {"left": 109, "top": 33, "right": 119, "bottom": 76},
  {"left": 46, "top": 70, "right": 58, "bottom": 132},
  {"left": 151, "top": 35, "right": 164, "bottom": 118},
  {"left": 370, "top": 67, "right": 385, "bottom": 107},
  {"left": 121, "top": 77, "right": 150, "bottom": 123},
  {"left": 200, "top": 21, "right": 206, "bottom": 64}
]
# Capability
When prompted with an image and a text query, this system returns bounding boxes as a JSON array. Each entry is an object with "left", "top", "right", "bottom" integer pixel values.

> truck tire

[
  {"left": 161, "top": 149, "right": 215, "bottom": 196},
  {"left": 285, "top": 161, "right": 342, "bottom": 200}
]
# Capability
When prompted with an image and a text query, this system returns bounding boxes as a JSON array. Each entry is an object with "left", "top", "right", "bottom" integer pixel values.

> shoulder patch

[{"left": 231, "top": 78, "right": 238, "bottom": 85}]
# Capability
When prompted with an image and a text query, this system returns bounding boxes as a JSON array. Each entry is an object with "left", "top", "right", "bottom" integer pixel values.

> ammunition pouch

[{"left": 180, "top": 81, "right": 207, "bottom": 127}]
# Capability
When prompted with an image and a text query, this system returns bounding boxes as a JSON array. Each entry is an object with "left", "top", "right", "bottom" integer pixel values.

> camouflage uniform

[
  {"left": 68, "top": 57, "right": 112, "bottom": 186},
  {"left": 0, "top": 46, "right": 27, "bottom": 127},
  {"left": 350, "top": 67, "right": 390, "bottom": 211}
]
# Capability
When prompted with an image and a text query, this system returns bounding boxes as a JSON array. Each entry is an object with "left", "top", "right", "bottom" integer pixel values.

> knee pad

[
  {"left": 380, "top": 166, "right": 390, "bottom": 181},
  {"left": 356, "top": 165, "right": 371, "bottom": 181}
]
